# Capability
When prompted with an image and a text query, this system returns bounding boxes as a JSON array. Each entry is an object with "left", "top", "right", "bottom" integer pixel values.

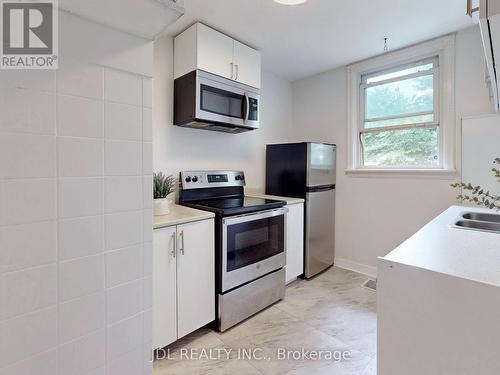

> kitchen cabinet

[
  {"left": 478, "top": 0, "right": 500, "bottom": 111},
  {"left": 233, "top": 40, "right": 262, "bottom": 89},
  {"left": 153, "top": 218, "right": 215, "bottom": 349},
  {"left": 285, "top": 202, "right": 304, "bottom": 284},
  {"left": 174, "top": 22, "right": 261, "bottom": 88}
]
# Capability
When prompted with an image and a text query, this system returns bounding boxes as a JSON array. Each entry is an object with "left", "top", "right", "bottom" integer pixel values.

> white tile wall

[
  {"left": 58, "top": 292, "right": 105, "bottom": 343},
  {"left": 58, "top": 178, "right": 104, "bottom": 218},
  {"left": 1, "top": 179, "right": 57, "bottom": 225},
  {"left": 59, "top": 254, "right": 105, "bottom": 302},
  {"left": 0, "top": 264, "right": 57, "bottom": 320},
  {"left": 105, "top": 245, "right": 143, "bottom": 288},
  {"left": 0, "top": 63, "right": 153, "bottom": 373},
  {"left": 105, "top": 102, "right": 142, "bottom": 141},
  {"left": 105, "top": 176, "right": 142, "bottom": 213},
  {"left": 0, "top": 307, "right": 58, "bottom": 366},
  {"left": 58, "top": 137, "right": 104, "bottom": 177},
  {"left": 105, "top": 211, "right": 143, "bottom": 250},
  {"left": 58, "top": 216, "right": 104, "bottom": 261},
  {"left": 57, "top": 95, "right": 103, "bottom": 138},
  {"left": 105, "top": 140, "right": 142, "bottom": 176},
  {"left": 0, "top": 133, "right": 56, "bottom": 178},
  {"left": 106, "top": 314, "right": 143, "bottom": 361},
  {"left": 105, "top": 69, "right": 141, "bottom": 106},
  {"left": 106, "top": 279, "right": 143, "bottom": 324},
  {"left": 0, "top": 221, "right": 57, "bottom": 272},
  {"left": 59, "top": 329, "right": 106, "bottom": 375},
  {"left": 0, "top": 88, "right": 56, "bottom": 135},
  {"left": 0, "top": 349, "right": 57, "bottom": 375}
]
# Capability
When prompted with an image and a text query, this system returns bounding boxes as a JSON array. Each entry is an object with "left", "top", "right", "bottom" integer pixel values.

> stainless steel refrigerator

[{"left": 266, "top": 142, "right": 336, "bottom": 278}]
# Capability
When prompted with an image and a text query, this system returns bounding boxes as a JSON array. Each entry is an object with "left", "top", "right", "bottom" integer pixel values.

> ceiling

[
  {"left": 59, "top": 0, "right": 185, "bottom": 39},
  {"left": 165, "top": 0, "right": 476, "bottom": 81}
]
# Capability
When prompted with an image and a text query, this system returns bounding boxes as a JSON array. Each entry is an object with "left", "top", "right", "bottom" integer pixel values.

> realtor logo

[{"left": 1, "top": 0, "right": 58, "bottom": 69}]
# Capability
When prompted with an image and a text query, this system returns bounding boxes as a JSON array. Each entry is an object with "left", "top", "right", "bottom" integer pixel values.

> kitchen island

[{"left": 378, "top": 205, "right": 500, "bottom": 375}]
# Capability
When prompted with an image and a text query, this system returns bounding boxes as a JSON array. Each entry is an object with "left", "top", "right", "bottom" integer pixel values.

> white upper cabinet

[
  {"left": 233, "top": 40, "right": 262, "bottom": 89},
  {"left": 174, "top": 22, "right": 262, "bottom": 89},
  {"left": 479, "top": 0, "right": 500, "bottom": 111},
  {"left": 196, "top": 23, "right": 234, "bottom": 81}
]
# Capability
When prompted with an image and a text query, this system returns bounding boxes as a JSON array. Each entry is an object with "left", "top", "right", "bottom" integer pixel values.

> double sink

[{"left": 453, "top": 211, "right": 500, "bottom": 234}]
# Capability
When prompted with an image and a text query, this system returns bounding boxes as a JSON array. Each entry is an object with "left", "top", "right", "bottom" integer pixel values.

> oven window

[
  {"left": 200, "top": 84, "right": 244, "bottom": 119},
  {"left": 226, "top": 215, "right": 284, "bottom": 272}
]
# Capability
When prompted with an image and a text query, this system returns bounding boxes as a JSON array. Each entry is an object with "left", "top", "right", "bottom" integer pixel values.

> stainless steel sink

[
  {"left": 462, "top": 212, "right": 500, "bottom": 223},
  {"left": 452, "top": 211, "right": 500, "bottom": 234}
]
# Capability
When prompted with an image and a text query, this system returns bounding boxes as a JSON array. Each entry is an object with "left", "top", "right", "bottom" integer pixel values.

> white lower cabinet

[
  {"left": 153, "top": 219, "right": 215, "bottom": 349},
  {"left": 286, "top": 202, "right": 304, "bottom": 284}
]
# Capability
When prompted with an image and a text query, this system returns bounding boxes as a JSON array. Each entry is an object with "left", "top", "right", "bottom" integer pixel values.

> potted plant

[
  {"left": 451, "top": 158, "right": 500, "bottom": 210},
  {"left": 153, "top": 172, "right": 176, "bottom": 216}
]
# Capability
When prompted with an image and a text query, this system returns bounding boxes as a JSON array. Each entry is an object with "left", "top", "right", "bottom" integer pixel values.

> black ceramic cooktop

[{"left": 182, "top": 196, "right": 286, "bottom": 216}]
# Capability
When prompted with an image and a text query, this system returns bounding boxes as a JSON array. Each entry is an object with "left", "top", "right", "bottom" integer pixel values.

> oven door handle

[{"left": 222, "top": 207, "right": 286, "bottom": 226}]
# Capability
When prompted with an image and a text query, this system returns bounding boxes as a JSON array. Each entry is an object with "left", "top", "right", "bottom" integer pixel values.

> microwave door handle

[{"left": 243, "top": 93, "right": 250, "bottom": 122}]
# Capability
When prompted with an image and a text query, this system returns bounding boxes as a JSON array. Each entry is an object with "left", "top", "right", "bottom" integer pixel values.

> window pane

[
  {"left": 364, "top": 113, "right": 434, "bottom": 129},
  {"left": 365, "top": 74, "right": 434, "bottom": 120},
  {"left": 363, "top": 127, "right": 439, "bottom": 167},
  {"left": 366, "top": 63, "right": 434, "bottom": 84}
]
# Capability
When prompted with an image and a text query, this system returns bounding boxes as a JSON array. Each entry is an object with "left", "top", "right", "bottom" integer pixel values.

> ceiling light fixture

[{"left": 274, "top": 0, "right": 308, "bottom": 5}]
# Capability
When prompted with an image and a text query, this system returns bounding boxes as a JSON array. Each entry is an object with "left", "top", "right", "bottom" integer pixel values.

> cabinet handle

[
  {"left": 170, "top": 232, "right": 176, "bottom": 258},
  {"left": 179, "top": 230, "right": 185, "bottom": 255},
  {"left": 230, "top": 62, "right": 234, "bottom": 79},
  {"left": 235, "top": 64, "right": 239, "bottom": 80}
]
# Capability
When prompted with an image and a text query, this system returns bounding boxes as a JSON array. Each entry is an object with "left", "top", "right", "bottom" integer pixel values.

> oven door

[
  {"left": 196, "top": 71, "right": 260, "bottom": 130},
  {"left": 222, "top": 208, "right": 286, "bottom": 292}
]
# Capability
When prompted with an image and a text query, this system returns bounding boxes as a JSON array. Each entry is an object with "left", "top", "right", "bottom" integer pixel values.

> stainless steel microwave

[{"left": 174, "top": 70, "right": 260, "bottom": 134}]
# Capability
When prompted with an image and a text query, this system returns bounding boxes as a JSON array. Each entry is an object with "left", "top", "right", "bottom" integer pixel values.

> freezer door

[
  {"left": 307, "top": 143, "right": 336, "bottom": 187},
  {"left": 305, "top": 188, "right": 335, "bottom": 278}
]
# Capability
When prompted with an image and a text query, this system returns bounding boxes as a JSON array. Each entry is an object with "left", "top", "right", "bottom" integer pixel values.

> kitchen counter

[
  {"left": 245, "top": 191, "right": 305, "bottom": 205},
  {"left": 153, "top": 204, "right": 214, "bottom": 229},
  {"left": 381, "top": 205, "right": 500, "bottom": 287}
]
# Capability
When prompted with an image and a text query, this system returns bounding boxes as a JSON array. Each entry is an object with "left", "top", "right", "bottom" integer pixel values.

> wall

[
  {"left": 292, "top": 26, "right": 493, "bottom": 276},
  {"left": 0, "top": 11, "right": 154, "bottom": 375},
  {"left": 153, "top": 33, "right": 295, "bottom": 192}
]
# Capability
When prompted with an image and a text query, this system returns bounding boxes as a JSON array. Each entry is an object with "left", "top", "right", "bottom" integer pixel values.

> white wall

[
  {"left": 0, "top": 11, "right": 154, "bottom": 375},
  {"left": 292, "top": 26, "right": 493, "bottom": 276},
  {"left": 153, "top": 33, "right": 295, "bottom": 192}
]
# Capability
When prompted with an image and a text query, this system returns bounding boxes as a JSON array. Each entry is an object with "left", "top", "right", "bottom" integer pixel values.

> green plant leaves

[
  {"left": 153, "top": 172, "right": 176, "bottom": 199},
  {"left": 451, "top": 158, "right": 500, "bottom": 211}
]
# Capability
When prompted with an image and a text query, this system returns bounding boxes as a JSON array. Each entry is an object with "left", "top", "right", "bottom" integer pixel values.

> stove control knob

[
  {"left": 185, "top": 176, "right": 191, "bottom": 183},
  {"left": 235, "top": 175, "right": 241, "bottom": 181},
  {"left": 240, "top": 175, "right": 245, "bottom": 180},
  {"left": 192, "top": 176, "right": 198, "bottom": 183}
]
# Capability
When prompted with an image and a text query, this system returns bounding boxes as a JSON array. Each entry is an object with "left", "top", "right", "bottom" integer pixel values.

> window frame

[{"left": 346, "top": 35, "right": 456, "bottom": 177}]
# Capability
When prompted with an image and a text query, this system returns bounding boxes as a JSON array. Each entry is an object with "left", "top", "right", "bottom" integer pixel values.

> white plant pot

[{"left": 154, "top": 197, "right": 172, "bottom": 216}]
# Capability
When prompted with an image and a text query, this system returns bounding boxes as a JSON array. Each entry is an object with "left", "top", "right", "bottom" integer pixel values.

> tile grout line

[{"left": 54, "top": 68, "right": 60, "bottom": 375}]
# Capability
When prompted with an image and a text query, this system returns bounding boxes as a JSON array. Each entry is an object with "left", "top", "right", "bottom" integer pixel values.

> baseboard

[{"left": 334, "top": 257, "right": 377, "bottom": 279}]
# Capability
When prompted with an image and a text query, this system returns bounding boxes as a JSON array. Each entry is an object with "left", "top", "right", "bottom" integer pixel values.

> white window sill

[{"left": 345, "top": 168, "right": 457, "bottom": 179}]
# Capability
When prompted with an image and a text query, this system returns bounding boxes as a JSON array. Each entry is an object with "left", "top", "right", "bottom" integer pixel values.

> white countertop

[
  {"left": 245, "top": 191, "right": 305, "bottom": 205},
  {"left": 381, "top": 205, "right": 500, "bottom": 287},
  {"left": 153, "top": 204, "right": 214, "bottom": 229}
]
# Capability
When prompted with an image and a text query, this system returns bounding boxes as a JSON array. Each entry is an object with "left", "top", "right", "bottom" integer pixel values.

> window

[
  {"left": 347, "top": 35, "right": 456, "bottom": 176},
  {"left": 361, "top": 58, "right": 439, "bottom": 167}
]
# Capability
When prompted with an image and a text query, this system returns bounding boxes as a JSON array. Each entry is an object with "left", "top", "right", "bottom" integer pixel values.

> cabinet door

[
  {"left": 152, "top": 226, "right": 177, "bottom": 349},
  {"left": 176, "top": 219, "right": 215, "bottom": 338},
  {"left": 286, "top": 203, "right": 304, "bottom": 283},
  {"left": 233, "top": 40, "right": 261, "bottom": 88},
  {"left": 197, "top": 23, "right": 234, "bottom": 80}
]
